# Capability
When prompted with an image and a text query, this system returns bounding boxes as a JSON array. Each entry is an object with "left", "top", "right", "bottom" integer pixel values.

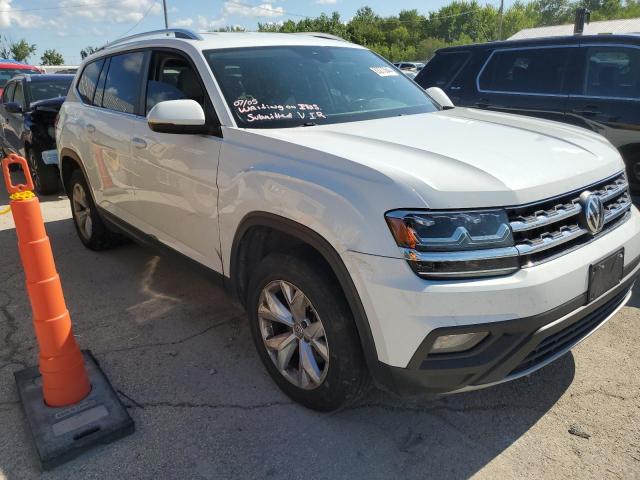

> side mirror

[
  {"left": 5, "top": 102, "right": 23, "bottom": 114},
  {"left": 426, "top": 87, "right": 454, "bottom": 109},
  {"left": 147, "top": 99, "right": 207, "bottom": 134}
]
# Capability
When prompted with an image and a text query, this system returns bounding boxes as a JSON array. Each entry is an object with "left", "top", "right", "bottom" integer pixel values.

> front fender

[{"left": 217, "top": 128, "right": 426, "bottom": 272}]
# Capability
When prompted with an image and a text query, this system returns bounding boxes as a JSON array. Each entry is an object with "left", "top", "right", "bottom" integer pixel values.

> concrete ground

[{"left": 0, "top": 188, "right": 639, "bottom": 480}]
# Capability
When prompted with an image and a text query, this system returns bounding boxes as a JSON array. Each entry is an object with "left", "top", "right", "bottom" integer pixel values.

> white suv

[{"left": 56, "top": 29, "right": 640, "bottom": 411}]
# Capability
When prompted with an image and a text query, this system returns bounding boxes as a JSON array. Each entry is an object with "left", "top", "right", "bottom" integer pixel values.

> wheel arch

[
  {"left": 229, "top": 211, "right": 380, "bottom": 371},
  {"left": 59, "top": 147, "right": 93, "bottom": 196}
]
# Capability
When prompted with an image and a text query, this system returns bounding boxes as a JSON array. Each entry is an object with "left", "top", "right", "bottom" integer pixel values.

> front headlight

[{"left": 385, "top": 209, "right": 519, "bottom": 279}]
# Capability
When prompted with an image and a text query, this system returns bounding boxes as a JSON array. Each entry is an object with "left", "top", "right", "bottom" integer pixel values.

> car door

[
  {"left": 81, "top": 52, "right": 148, "bottom": 223},
  {"left": 475, "top": 46, "right": 572, "bottom": 124},
  {"left": 0, "top": 81, "right": 15, "bottom": 150},
  {"left": 565, "top": 44, "right": 640, "bottom": 186},
  {"left": 129, "top": 49, "right": 223, "bottom": 271},
  {"left": 5, "top": 81, "right": 26, "bottom": 155}
]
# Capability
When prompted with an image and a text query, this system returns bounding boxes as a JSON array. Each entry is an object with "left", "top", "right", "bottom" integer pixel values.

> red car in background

[{"left": 0, "top": 59, "right": 42, "bottom": 96}]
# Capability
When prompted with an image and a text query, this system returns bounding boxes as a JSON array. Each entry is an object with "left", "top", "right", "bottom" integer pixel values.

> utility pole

[
  {"left": 498, "top": 0, "right": 504, "bottom": 40},
  {"left": 162, "top": 0, "right": 169, "bottom": 29}
]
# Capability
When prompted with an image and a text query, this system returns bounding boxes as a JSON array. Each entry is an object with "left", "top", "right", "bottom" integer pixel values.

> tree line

[
  {"left": 2, "top": 0, "right": 639, "bottom": 65},
  {"left": 0, "top": 36, "right": 65, "bottom": 65},
  {"left": 258, "top": 0, "right": 640, "bottom": 61}
]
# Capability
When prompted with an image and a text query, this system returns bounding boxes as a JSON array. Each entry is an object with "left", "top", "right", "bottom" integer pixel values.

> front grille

[
  {"left": 510, "top": 287, "right": 629, "bottom": 376},
  {"left": 507, "top": 173, "right": 632, "bottom": 266}
]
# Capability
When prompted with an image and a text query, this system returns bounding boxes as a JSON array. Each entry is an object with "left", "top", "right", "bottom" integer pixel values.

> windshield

[
  {"left": 28, "top": 80, "right": 72, "bottom": 103},
  {"left": 0, "top": 68, "right": 40, "bottom": 87},
  {"left": 204, "top": 46, "right": 437, "bottom": 128}
]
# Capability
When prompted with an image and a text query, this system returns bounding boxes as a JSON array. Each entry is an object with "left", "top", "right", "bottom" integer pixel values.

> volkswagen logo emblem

[{"left": 579, "top": 191, "right": 604, "bottom": 235}]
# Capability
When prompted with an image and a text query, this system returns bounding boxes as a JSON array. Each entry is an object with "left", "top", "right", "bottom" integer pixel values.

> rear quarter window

[
  {"left": 479, "top": 47, "right": 570, "bottom": 95},
  {"left": 77, "top": 59, "right": 104, "bottom": 104},
  {"left": 416, "top": 51, "right": 470, "bottom": 89},
  {"left": 583, "top": 46, "right": 640, "bottom": 99}
]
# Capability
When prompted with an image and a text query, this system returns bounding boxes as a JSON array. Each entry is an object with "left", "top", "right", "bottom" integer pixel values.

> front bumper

[
  {"left": 371, "top": 261, "right": 638, "bottom": 395},
  {"left": 343, "top": 206, "right": 640, "bottom": 395}
]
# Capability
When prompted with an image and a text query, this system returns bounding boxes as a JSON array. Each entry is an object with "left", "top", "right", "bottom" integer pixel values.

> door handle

[
  {"left": 86, "top": 124, "right": 96, "bottom": 134},
  {"left": 449, "top": 86, "right": 462, "bottom": 91},
  {"left": 572, "top": 107, "right": 600, "bottom": 116},
  {"left": 132, "top": 137, "right": 147, "bottom": 149}
]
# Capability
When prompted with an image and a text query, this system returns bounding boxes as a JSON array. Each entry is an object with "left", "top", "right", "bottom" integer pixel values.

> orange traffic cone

[
  {"left": 3, "top": 153, "right": 133, "bottom": 470},
  {"left": 2, "top": 153, "right": 90, "bottom": 406}
]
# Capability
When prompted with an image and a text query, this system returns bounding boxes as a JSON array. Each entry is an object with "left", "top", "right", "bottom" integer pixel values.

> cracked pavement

[{"left": 0, "top": 189, "right": 639, "bottom": 480}]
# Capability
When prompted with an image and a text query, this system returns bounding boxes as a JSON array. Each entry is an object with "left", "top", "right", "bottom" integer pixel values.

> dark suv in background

[
  {"left": 415, "top": 34, "right": 640, "bottom": 192},
  {"left": 0, "top": 74, "right": 74, "bottom": 194}
]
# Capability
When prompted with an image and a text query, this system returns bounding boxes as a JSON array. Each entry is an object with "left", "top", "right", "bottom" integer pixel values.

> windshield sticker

[
  {"left": 233, "top": 98, "right": 326, "bottom": 123},
  {"left": 369, "top": 66, "right": 399, "bottom": 77}
]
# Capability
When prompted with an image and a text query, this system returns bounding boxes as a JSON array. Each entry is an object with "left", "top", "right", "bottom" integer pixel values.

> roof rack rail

[
  {"left": 99, "top": 28, "right": 203, "bottom": 52},
  {"left": 293, "top": 32, "right": 346, "bottom": 42}
]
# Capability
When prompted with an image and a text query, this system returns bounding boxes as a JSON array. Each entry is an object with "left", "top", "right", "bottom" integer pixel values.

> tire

[
  {"left": 27, "top": 146, "right": 60, "bottom": 195},
  {"left": 247, "top": 253, "right": 369, "bottom": 411},
  {"left": 68, "top": 169, "right": 121, "bottom": 250}
]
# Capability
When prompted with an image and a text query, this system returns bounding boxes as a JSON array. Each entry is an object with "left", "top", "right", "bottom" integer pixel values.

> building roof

[{"left": 509, "top": 17, "right": 640, "bottom": 40}]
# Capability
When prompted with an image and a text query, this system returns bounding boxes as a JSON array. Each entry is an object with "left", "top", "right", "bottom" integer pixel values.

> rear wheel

[
  {"left": 27, "top": 147, "right": 60, "bottom": 195},
  {"left": 247, "top": 253, "right": 369, "bottom": 411},
  {"left": 68, "top": 169, "right": 121, "bottom": 250}
]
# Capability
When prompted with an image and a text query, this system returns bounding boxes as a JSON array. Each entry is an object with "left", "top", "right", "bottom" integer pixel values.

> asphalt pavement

[{"left": 0, "top": 188, "right": 639, "bottom": 480}]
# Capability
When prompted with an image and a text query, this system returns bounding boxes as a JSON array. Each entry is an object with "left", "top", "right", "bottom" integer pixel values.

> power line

[
  {"left": 0, "top": 1, "right": 124, "bottom": 14},
  {"left": 223, "top": 0, "right": 308, "bottom": 19},
  {"left": 111, "top": 1, "right": 158, "bottom": 41}
]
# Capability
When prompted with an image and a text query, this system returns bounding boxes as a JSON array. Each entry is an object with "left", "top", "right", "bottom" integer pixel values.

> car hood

[
  {"left": 30, "top": 95, "right": 66, "bottom": 112},
  {"left": 247, "top": 108, "right": 624, "bottom": 208}
]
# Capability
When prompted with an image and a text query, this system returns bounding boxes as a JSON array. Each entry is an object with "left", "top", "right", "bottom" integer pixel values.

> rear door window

[
  {"left": 416, "top": 52, "right": 470, "bottom": 88},
  {"left": 479, "top": 47, "right": 570, "bottom": 95},
  {"left": 77, "top": 59, "right": 104, "bottom": 105},
  {"left": 101, "top": 52, "right": 145, "bottom": 114},
  {"left": 583, "top": 46, "right": 640, "bottom": 99}
]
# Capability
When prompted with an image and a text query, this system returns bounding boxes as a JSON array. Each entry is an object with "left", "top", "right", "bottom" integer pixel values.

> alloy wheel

[
  {"left": 258, "top": 280, "right": 329, "bottom": 389},
  {"left": 27, "top": 151, "right": 41, "bottom": 192},
  {"left": 72, "top": 183, "right": 93, "bottom": 240}
]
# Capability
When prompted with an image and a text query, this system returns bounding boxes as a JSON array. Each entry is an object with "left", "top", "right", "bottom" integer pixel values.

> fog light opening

[{"left": 430, "top": 331, "right": 488, "bottom": 354}]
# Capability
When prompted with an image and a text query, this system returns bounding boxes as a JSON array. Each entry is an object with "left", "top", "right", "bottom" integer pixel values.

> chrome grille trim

[
  {"left": 515, "top": 225, "right": 587, "bottom": 256},
  {"left": 508, "top": 172, "right": 631, "bottom": 266},
  {"left": 604, "top": 194, "right": 631, "bottom": 224},
  {"left": 596, "top": 179, "right": 628, "bottom": 203},
  {"left": 400, "top": 246, "right": 519, "bottom": 262},
  {"left": 510, "top": 202, "right": 581, "bottom": 233}
]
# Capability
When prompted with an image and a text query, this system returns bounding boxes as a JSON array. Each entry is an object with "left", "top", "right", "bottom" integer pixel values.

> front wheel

[
  {"left": 247, "top": 253, "right": 369, "bottom": 411},
  {"left": 27, "top": 147, "right": 60, "bottom": 195},
  {"left": 68, "top": 169, "right": 121, "bottom": 250}
]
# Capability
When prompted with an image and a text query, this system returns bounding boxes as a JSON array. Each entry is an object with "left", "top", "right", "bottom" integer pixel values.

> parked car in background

[
  {"left": 402, "top": 70, "right": 418, "bottom": 79},
  {"left": 40, "top": 65, "right": 79, "bottom": 75},
  {"left": 0, "top": 74, "right": 74, "bottom": 194},
  {"left": 394, "top": 61, "right": 425, "bottom": 72},
  {"left": 0, "top": 59, "right": 42, "bottom": 96},
  {"left": 415, "top": 34, "right": 640, "bottom": 192},
  {"left": 54, "top": 68, "right": 78, "bottom": 75},
  {"left": 56, "top": 30, "right": 639, "bottom": 411}
]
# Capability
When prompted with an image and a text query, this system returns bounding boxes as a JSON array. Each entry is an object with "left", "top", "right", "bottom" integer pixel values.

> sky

[{"left": 0, "top": 0, "right": 511, "bottom": 66}]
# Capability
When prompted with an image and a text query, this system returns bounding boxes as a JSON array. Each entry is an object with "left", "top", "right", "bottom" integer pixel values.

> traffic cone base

[{"left": 15, "top": 351, "right": 134, "bottom": 471}]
